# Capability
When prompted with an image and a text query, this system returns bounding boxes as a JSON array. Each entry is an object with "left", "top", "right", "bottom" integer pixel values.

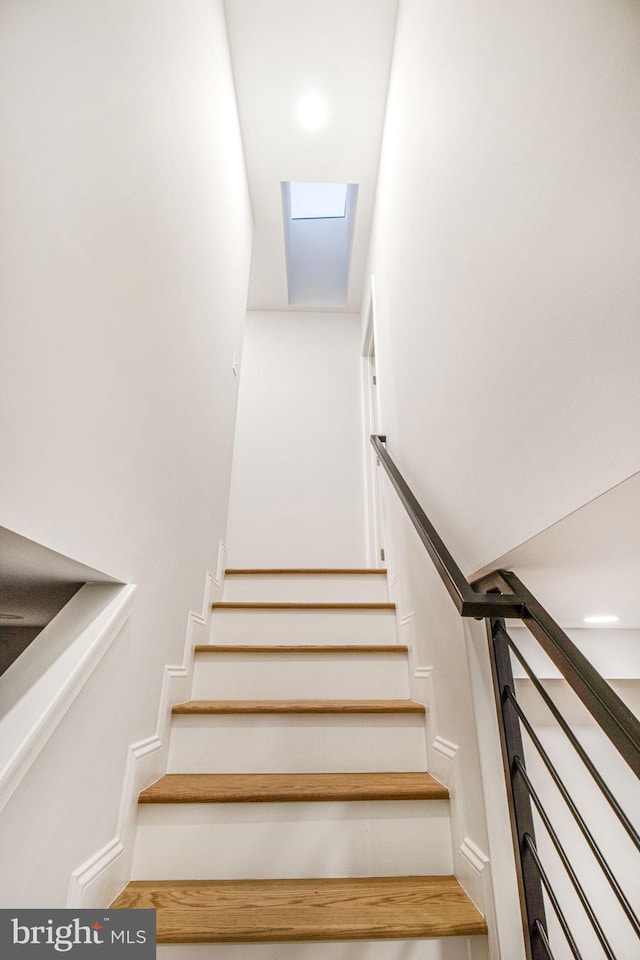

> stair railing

[{"left": 371, "top": 434, "right": 640, "bottom": 960}]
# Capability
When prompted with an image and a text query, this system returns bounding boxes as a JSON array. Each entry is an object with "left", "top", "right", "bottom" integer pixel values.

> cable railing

[{"left": 370, "top": 434, "right": 640, "bottom": 960}]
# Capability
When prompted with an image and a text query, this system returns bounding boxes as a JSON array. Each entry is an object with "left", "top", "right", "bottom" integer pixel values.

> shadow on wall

[{"left": 0, "top": 527, "right": 116, "bottom": 676}]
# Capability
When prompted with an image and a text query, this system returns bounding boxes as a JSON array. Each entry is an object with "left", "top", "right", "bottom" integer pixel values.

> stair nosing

[
  {"left": 110, "top": 875, "right": 488, "bottom": 942},
  {"left": 211, "top": 602, "right": 395, "bottom": 610},
  {"left": 172, "top": 698, "right": 425, "bottom": 715},
  {"left": 224, "top": 568, "right": 387, "bottom": 576},
  {"left": 138, "top": 772, "right": 449, "bottom": 804},
  {"left": 194, "top": 643, "right": 407, "bottom": 654}
]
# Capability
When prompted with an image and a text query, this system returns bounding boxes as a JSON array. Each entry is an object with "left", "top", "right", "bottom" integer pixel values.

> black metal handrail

[{"left": 370, "top": 434, "right": 640, "bottom": 960}]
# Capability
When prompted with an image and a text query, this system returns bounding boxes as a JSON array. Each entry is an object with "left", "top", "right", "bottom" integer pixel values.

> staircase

[{"left": 112, "top": 569, "right": 488, "bottom": 958}]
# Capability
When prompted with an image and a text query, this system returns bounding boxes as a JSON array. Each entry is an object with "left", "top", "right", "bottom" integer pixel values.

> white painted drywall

[
  {"left": 0, "top": 0, "right": 252, "bottom": 905},
  {"left": 382, "top": 492, "right": 526, "bottom": 960},
  {"left": 223, "top": 0, "right": 398, "bottom": 313},
  {"left": 368, "top": 0, "right": 640, "bottom": 575},
  {"left": 361, "top": 2, "right": 640, "bottom": 952},
  {"left": 226, "top": 312, "right": 367, "bottom": 567}
]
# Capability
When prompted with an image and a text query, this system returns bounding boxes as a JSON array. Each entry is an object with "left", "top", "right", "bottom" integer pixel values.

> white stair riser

[
  {"left": 167, "top": 714, "right": 427, "bottom": 773},
  {"left": 158, "top": 938, "right": 482, "bottom": 960},
  {"left": 132, "top": 800, "right": 452, "bottom": 879},
  {"left": 191, "top": 653, "right": 409, "bottom": 700},
  {"left": 211, "top": 610, "right": 396, "bottom": 646},
  {"left": 223, "top": 574, "right": 388, "bottom": 603}
]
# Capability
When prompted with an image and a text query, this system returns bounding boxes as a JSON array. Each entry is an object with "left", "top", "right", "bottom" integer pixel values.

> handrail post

[{"left": 486, "top": 616, "right": 549, "bottom": 960}]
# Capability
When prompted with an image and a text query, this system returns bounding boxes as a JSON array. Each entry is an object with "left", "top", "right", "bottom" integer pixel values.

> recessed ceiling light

[
  {"left": 583, "top": 615, "right": 620, "bottom": 624},
  {"left": 296, "top": 93, "right": 329, "bottom": 132}
]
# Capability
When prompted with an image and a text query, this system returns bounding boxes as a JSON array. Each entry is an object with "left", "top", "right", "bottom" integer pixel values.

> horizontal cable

[
  {"left": 515, "top": 756, "right": 618, "bottom": 960},
  {"left": 500, "top": 625, "right": 640, "bottom": 853},
  {"left": 524, "top": 834, "right": 584, "bottom": 960}
]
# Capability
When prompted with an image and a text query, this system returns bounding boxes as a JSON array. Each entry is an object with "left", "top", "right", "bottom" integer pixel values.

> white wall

[
  {"left": 365, "top": 0, "right": 640, "bottom": 954},
  {"left": 380, "top": 492, "right": 525, "bottom": 960},
  {"left": 0, "top": 0, "right": 252, "bottom": 905},
  {"left": 368, "top": 0, "right": 640, "bottom": 576},
  {"left": 226, "top": 312, "right": 367, "bottom": 567}
]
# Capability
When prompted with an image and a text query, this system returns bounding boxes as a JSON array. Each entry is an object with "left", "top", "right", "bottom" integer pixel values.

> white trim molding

[
  {"left": 213, "top": 540, "right": 228, "bottom": 588},
  {"left": 459, "top": 837, "right": 499, "bottom": 960},
  {"left": 68, "top": 549, "right": 226, "bottom": 908},
  {"left": 67, "top": 838, "right": 124, "bottom": 910},
  {"left": 67, "top": 734, "right": 162, "bottom": 908},
  {"left": 0, "top": 583, "right": 136, "bottom": 817},
  {"left": 429, "top": 736, "right": 459, "bottom": 791},
  {"left": 414, "top": 666, "right": 433, "bottom": 681},
  {"left": 433, "top": 735, "right": 459, "bottom": 762},
  {"left": 460, "top": 837, "right": 490, "bottom": 875},
  {"left": 412, "top": 662, "right": 436, "bottom": 748}
]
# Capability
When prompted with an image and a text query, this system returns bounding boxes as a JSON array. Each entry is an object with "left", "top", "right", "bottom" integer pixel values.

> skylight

[
  {"left": 290, "top": 182, "right": 348, "bottom": 220},
  {"left": 282, "top": 181, "right": 358, "bottom": 308}
]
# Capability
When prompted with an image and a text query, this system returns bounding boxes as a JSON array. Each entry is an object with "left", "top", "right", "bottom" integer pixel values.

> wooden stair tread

[
  {"left": 225, "top": 568, "right": 387, "bottom": 576},
  {"left": 111, "top": 875, "right": 487, "bottom": 942},
  {"left": 212, "top": 602, "right": 395, "bottom": 610},
  {"left": 194, "top": 644, "right": 407, "bottom": 654},
  {"left": 173, "top": 699, "right": 426, "bottom": 715},
  {"left": 138, "top": 772, "right": 448, "bottom": 804}
]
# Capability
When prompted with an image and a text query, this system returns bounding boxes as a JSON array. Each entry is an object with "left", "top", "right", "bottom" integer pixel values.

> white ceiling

[
  {"left": 475, "top": 471, "right": 640, "bottom": 630},
  {"left": 223, "top": 0, "right": 399, "bottom": 312}
]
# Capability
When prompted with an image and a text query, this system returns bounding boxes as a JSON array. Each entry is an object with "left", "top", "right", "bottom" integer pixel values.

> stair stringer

[{"left": 66, "top": 543, "right": 228, "bottom": 908}]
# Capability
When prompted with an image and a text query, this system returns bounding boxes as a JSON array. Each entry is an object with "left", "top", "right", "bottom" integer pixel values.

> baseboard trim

[
  {"left": 414, "top": 666, "right": 432, "bottom": 681},
  {"left": 131, "top": 736, "right": 162, "bottom": 762},
  {"left": 460, "top": 837, "right": 490, "bottom": 875},
  {"left": 67, "top": 838, "right": 125, "bottom": 908},
  {"left": 67, "top": 549, "right": 226, "bottom": 908},
  {"left": 213, "top": 541, "right": 228, "bottom": 588},
  {"left": 433, "top": 736, "right": 459, "bottom": 762},
  {"left": 458, "top": 836, "right": 498, "bottom": 958}
]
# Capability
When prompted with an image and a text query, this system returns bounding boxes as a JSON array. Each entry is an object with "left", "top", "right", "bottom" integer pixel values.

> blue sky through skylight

[{"left": 290, "top": 182, "right": 348, "bottom": 220}]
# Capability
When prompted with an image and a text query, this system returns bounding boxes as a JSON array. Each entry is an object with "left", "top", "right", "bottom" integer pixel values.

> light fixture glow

[
  {"left": 582, "top": 615, "right": 620, "bottom": 624},
  {"left": 296, "top": 93, "right": 329, "bottom": 132}
]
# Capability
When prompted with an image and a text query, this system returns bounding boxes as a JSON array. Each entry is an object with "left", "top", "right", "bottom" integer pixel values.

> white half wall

[
  {"left": 368, "top": 0, "right": 640, "bottom": 575},
  {"left": 382, "top": 493, "right": 525, "bottom": 960},
  {"left": 226, "top": 311, "right": 367, "bottom": 567},
  {"left": 0, "top": 0, "right": 252, "bottom": 905}
]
